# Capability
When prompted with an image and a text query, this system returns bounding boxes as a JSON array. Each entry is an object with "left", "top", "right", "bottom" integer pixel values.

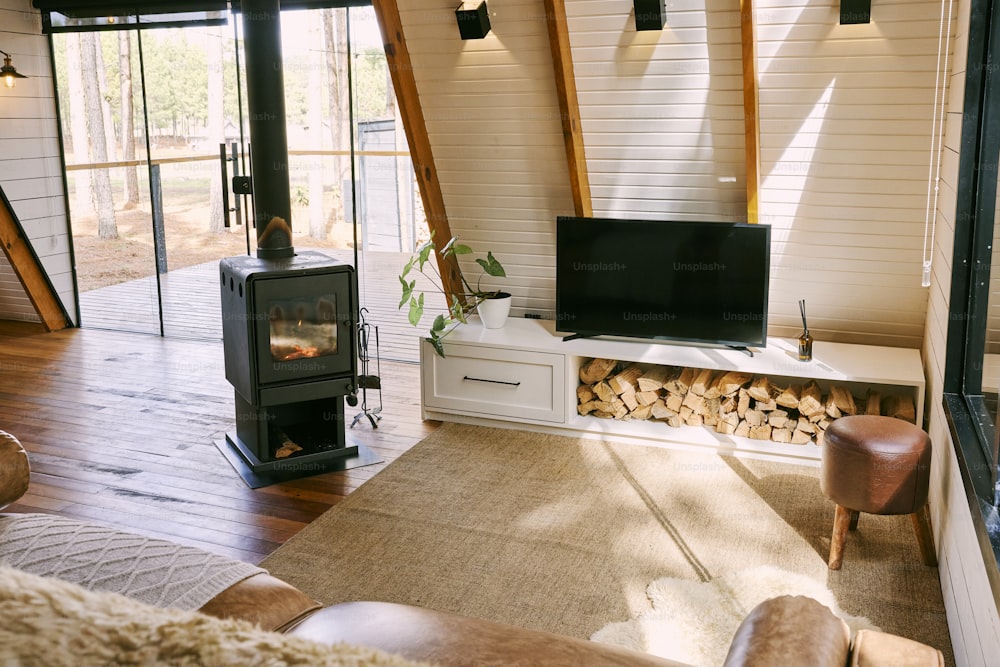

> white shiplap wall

[
  {"left": 398, "top": 1, "right": 945, "bottom": 347},
  {"left": 756, "top": 0, "right": 944, "bottom": 347},
  {"left": 398, "top": 1, "right": 576, "bottom": 315},
  {"left": 0, "top": 0, "right": 75, "bottom": 326},
  {"left": 921, "top": 0, "right": 1000, "bottom": 664}
]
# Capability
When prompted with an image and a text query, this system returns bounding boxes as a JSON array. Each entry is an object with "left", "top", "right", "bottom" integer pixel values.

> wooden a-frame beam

[
  {"left": 741, "top": 0, "right": 762, "bottom": 223},
  {"left": 0, "top": 186, "right": 69, "bottom": 331},
  {"left": 543, "top": 0, "right": 592, "bottom": 217},
  {"left": 371, "top": 0, "right": 463, "bottom": 302}
]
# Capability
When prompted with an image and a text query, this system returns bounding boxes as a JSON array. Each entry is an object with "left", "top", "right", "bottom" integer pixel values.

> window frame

[{"left": 943, "top": 0, "right": 1000, "bottom": 605}]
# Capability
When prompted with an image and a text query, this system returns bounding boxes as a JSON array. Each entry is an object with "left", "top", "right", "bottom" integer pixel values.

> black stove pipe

[{"left": 241, "top": 0, "right": 294, "bottom": 259}]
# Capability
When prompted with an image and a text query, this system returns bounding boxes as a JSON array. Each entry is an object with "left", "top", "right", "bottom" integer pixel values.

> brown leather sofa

[{"left": 1, "top": 429, "right": 944, "bottom": 666}]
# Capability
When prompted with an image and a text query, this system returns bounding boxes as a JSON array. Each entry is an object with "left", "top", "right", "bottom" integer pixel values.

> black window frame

[{"left": 943, "top": 0, "right": 1000, "bottom": 606}]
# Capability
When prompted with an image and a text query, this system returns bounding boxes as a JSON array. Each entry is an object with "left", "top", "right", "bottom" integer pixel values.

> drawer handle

[{"left": 463, "top": 375, "right": 521, "bottom": 387}]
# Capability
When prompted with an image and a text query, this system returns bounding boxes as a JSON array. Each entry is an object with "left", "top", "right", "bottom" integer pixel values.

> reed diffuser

[{"left": 798, "top": 299, "right": 813, "bottom": 361}]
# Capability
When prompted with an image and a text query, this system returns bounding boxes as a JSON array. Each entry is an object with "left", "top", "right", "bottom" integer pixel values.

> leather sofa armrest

[
  {"left": 722, "top": 595, "right": 851, "bottom": 667},
  {"left": 285, "top": 600, "right": 691, "bottom": 667},
  {"left": 850, "top": 628, "right": 944, "bottom": 667},
  {"left": 198, "top": 572, "right": 322, "bottom": 632},
  {"left": 0, "top": 430, "right": 30, "bottom": 511}
]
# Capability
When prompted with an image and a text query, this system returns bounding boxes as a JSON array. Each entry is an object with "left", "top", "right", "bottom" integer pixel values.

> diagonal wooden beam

[
  {"left": 0, "top": 186, "right": 69, "bottom": 331},
  {"left": 741, "top": 0, "right": 761, "bottom": 224},
  {"left": 543, "top": 0, "right": 592, "bottom": 217},
  {"left": 370, "top": 0, "right": 463, "bottom": 302}
]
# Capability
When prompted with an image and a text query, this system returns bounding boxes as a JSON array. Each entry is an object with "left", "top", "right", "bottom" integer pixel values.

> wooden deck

[
  {"left": 0, "top": 321, "right": 438, "bottom": 564},
  {"left": 77, "top": 248, "right": 447, "bottom": 363}
]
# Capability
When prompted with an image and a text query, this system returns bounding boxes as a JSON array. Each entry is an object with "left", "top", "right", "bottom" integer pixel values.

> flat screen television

[{"left": 555, "top": 216, "right": 771, "bottom": 349}]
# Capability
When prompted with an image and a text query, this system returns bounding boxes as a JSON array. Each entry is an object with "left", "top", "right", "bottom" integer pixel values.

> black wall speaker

[
  {"left": 840, "top": 0, "right": 871, "bottom": 24},
  {"left": 456, "top": 1, "right": 491, "bottom": 40},
  {"left": 634, "top": 0, "right": 666, "bottom": 31}
]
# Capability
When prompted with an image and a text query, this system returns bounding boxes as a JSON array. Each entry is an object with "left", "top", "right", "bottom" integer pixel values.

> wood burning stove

[
  {"left": 216, "top": 0, "right": 377, "bottom": 485},
  {"left": 220, "top": 251, "right": 360, "bottom": 474}
]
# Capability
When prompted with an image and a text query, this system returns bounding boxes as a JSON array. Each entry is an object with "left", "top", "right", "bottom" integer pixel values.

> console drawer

[{"left": 422, "top": 342, "right": 565, "bottom": 423}]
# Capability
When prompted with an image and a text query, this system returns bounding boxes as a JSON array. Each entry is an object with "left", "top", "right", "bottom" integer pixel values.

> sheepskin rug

[
  {"left": 0, "top": 566, "right": 428, "bottom": 667},
  {"left": 590, "top": 565, "right": 879, "bottom": 667}
]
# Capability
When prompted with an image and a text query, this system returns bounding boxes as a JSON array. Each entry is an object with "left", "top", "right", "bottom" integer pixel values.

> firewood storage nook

[{"left": 420, "top": 318, "right": 925, "bottom": 464}]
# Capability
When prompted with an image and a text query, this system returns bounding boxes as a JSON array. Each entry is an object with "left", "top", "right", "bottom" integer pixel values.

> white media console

[{"left": 419, "top": 318, "right": 926, "bottom": 464}]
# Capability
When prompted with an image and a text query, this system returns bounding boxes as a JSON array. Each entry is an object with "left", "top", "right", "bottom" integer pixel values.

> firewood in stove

[
  {"left": 274, "top": 430, "right": 303, "bottom": 459},
  {"left": 665, "top": 367, "right": 697, "bottom": 395},
  {"left": 609, "top": 364, "right": 644, "bottom": 395},
  {"left": 798, "top": 381, "right": 824, "bottom": 416},
  {"left": 882, "top": 395, "right": 917, "bottom": 423},
  {"left": 865, "top": 389, "right": 882, "bottom": 416},
  {"left": 593, "top": 381, "right": 616, "bottom": 403},
  {"left": 775, "top": 384, "right": 802, "bottom": 410},
  {"left": 830, "top": 385, "right": 857, "bottom": 416},
  {"left": 576, "top": 385, "right": 595, "bottom": 404},
  {"left": 637, "top": 366, "right": 672, "bottom": 392},
  {"left": 580, "top": 358, "right": 617, "bottom": 385},
  {"left": 747, "top": 377, "right": 772, "bottom": 402}
]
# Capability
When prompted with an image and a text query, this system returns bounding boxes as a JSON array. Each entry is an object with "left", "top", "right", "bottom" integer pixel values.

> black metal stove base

[{"left": 215, "top": 433, "right": 382, "bottom": 489}]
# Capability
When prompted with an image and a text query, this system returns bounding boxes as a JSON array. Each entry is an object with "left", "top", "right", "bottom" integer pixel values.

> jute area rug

[{"left": 262, "top": 423, "right": 952, "bottom": 665}]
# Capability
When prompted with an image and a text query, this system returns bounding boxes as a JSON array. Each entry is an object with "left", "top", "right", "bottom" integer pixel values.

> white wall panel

[
  {"left": 755, "top": 1, "right": 947, "bottom": 347},
  {"left": 0, "top": 0, "right": 76, "bottom": 326}
]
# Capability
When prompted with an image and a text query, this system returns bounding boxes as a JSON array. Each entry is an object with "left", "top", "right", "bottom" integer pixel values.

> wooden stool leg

[
  {"left": 911, "top": 504, "right": 937, "bottom": 567},
  {"left": 829, "top": 504, "right": 852, "bottom": 570},
  {"left": 849, "top": 510, "right": 860, "bottom": 531}
]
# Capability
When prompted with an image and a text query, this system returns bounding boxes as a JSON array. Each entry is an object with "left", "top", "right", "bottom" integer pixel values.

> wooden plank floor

[
  {"left": 77, "top": 248, "right": 448, "bottom": 363},
  {"left": 0, "top": 321, "right": 439, "bottom": 564}
]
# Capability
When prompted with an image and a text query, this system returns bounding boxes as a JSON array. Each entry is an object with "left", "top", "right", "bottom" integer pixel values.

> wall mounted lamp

[
  {"left": 840, "top": 0, "right": 872, "bottom": 24},
  {"left": 456, "top": 1, "right": 491, "bottom": 40},
  {"left": 634, "top": 0, "right": 666, "bottom": 31},
  {"left": 0, "top": 50, "right": 27, "bottom": 89}
]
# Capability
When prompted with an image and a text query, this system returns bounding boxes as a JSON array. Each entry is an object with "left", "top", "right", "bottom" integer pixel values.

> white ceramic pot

[{"left": 477, "top": 292, "right": 512, "bottom": 329}]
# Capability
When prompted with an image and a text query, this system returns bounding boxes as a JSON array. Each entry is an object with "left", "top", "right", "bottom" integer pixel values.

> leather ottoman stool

[{"left": 820, "top": 415, "right": 937, "bottom": 570}]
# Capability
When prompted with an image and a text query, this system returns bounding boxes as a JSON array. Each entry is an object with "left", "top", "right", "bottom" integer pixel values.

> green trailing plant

[{"left": 399, "top": 235, "right": 507, "bottom": 357}]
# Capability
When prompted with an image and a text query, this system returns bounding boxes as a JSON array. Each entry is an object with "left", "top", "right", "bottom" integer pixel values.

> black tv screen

[{"left": 556, "top": 216, "right": 771, "bottom": 348}]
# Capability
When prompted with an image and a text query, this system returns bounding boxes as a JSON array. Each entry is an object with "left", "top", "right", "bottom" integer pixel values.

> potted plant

[{"left": 398, "top": 235, "right": 509, "bottom": 357}]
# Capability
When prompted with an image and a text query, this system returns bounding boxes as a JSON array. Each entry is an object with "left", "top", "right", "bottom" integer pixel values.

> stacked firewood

[{"left": 576, "top": 358, "right": 916, "bottom": 445}]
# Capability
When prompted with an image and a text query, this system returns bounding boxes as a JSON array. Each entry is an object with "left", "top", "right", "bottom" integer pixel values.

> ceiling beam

[
  {"left": 0, "top": 187, "right": 70, "bottom": 332},
  {"left": 370, "top": 0, "right": 463, "bottom": 301},
  {"left": 741, "top": 0, "right": 761, "bottom": 223},
  {"left": 543, "top": 0, "right": 592, "bottom": 217}
]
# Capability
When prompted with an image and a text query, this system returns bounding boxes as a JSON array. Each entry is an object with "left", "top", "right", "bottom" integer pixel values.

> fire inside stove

[{"left": 268, "top": 296, "right": 339, "bottom": 361}]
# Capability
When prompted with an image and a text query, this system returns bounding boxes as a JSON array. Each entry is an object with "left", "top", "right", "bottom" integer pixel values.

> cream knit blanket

[
  {"left": 0, "top": 566, "right": 430, "bottom": 667},
  {"left": 0, "top": 513, "right": 264, "bottom": 610}
]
